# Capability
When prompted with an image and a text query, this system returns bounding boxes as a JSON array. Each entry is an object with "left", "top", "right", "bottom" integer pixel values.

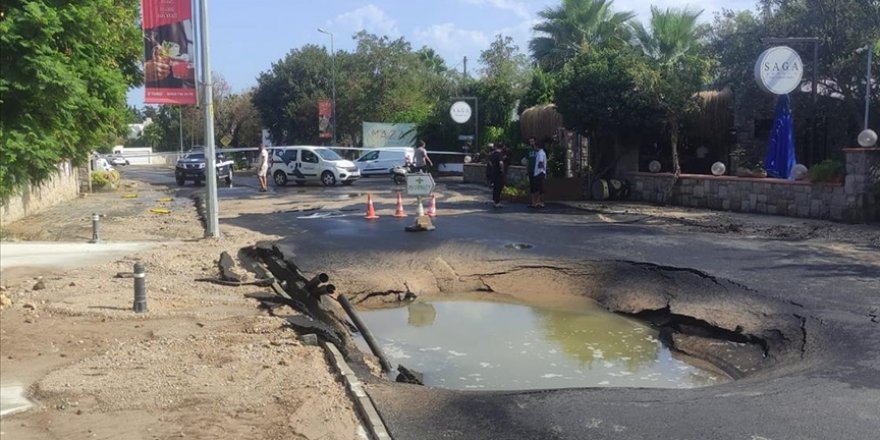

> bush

[
  {"left": 91, "top": 170, "right": 120, "bottom": 189},
  {"left": 807, "top": 159, "right": 844, "bottom": 183}
]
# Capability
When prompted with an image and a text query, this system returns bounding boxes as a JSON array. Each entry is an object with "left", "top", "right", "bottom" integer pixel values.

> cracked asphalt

[{"left": 134, "top": 166, "right": 880, "bottom": 440}]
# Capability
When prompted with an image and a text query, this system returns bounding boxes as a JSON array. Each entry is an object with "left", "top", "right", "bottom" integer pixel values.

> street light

[{"left": 318, "top": 28, "right": 337, "bottom": 145}]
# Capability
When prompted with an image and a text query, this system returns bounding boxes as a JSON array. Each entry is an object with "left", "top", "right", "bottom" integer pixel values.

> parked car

[
  {"left": 108, "top": 155, "right": 130, "bottom": 166},
  {"left": 93, "top": 157, "right": 114, "bottom": 172},
  {"left": 355, "top": 147, "right": 414, "bottom": 176},
  {"left": 269, "top": 146, "right": 360, "bottom": 186},
  {"left": 175, "top": 151, "right": 234, "bottom": 186}
]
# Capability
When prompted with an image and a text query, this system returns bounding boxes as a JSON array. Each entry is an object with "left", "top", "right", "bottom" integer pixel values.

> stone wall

[
  {"left": 627, "top": 148, "right": 880, "bottom": 222},
  {"left": 1, "top": 160, "right": 80, "bottom": 226}
]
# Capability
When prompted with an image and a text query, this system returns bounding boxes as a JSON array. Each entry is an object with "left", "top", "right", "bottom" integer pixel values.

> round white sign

[
  {"left": 450, "top": 101, "right": 472, "bottom": 124},
  {"left": 754, "top": 46, "right": 804, "bottom": 95}
]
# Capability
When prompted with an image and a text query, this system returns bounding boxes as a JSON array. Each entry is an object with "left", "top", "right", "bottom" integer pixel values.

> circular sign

[
  {"left": 450, "top": 101, "right": 472, "bottom": 124},
  {"left": 754, "top": 46, "right": 804, "bottom": 95}
]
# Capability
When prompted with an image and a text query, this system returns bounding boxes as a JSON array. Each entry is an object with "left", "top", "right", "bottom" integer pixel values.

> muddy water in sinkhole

[{"left": 355, "top": 298, "right": 728, "bottom": 390}]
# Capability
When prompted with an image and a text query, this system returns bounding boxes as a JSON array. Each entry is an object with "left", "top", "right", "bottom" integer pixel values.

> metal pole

[
  {"left": 474, "top": 97, "right": 479, "bottom": 149},
  {"left": 331, "top": 32, "right": 337, "bottom": 146},
  {"left": 179, "top": 107, "right": 184, "bottom": 156},
  {"left": 866, "top": 48, "right": 873, "bottom": 131},
  {"left": 811, "top": 41, "right": 819, "bottom": 162},
  {"left": 89, "top": 213, "right": 100, "bottom": 243},
  {"left": 133, "top": 262, "right": 147, "bottom": 313},
  {"left": 198, "top": 0, "right": 220, "bottom": 238}
]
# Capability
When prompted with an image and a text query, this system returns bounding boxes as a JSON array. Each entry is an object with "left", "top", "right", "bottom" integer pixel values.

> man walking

[
  {"left": 413, "top": 140, "right": 432, "bottom": 173},
  {"left": 256, "top": 143, "right": 269, "bottom": 192},
  {"left": 488, "top": 143, "right": 505, "bottom": 208},
  {"left": 530, "top": 139, "right": 547, "bottom": 208}
]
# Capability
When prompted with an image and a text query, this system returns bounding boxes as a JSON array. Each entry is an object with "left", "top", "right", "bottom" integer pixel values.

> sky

[{"left": 128, "top": 0, "right": 757, "bottom": 108}]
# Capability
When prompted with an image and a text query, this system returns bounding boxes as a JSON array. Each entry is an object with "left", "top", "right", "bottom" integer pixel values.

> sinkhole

[{"left": 354, "top": 297, "right": 728, "bottom": 390}]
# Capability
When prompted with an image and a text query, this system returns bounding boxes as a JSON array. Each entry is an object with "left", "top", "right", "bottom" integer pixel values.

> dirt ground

[
  {"left": 0, "top": 181, "right": 365, "bottom": 440},
  {"left": 1, "top": 174, "right": 878, "bottom": 440}
]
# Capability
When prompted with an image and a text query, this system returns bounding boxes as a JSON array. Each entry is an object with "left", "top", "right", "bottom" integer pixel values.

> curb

[{"left": 322, "top": 341, "right": 392, "bottom": 440}]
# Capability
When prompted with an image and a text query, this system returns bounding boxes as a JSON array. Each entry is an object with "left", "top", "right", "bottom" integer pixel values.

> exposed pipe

[{"left": 337, "top": 295, "right": 393, "bottom": 372}]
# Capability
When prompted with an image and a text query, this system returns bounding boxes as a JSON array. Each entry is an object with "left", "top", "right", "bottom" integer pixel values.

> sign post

[{"left": 404, "top": 173, "right": 436, "bottom": 232}]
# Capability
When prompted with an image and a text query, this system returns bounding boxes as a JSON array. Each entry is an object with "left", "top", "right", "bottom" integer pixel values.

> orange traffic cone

[
  {"left": 426, "top": 194, "right": 437, "bottom": 217},
  {"left": 393, "top": 193, "right": 407, "bottom": 218},
  {"left": 364, "top": 193, "right": 380, "bottom": 219}
]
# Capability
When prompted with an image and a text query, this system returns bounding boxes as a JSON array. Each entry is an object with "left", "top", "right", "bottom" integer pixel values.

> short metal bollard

[
  {"left": 132, "top": 262, "right": 147, "bottom": 313},
  {"left": 89, "top": 213, "right": 101, "bottom": 243}
]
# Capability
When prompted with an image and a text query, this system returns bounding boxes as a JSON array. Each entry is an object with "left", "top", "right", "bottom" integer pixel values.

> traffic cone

[
  {"left": 364, "top": 193, "right": 380, "bottom": 219},
  {"left": 426, "top": 194, "right": 437, "bottom": 217},
  {"left": 393, "top": 193, "right": 407, "bottom": 218}
]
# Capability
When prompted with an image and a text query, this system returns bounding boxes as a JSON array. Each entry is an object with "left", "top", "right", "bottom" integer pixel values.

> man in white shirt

[
  {"left": 530, "top": 141, "right": 547, "bottom": 208},
  {"left": 257, "top": 144, "right": 269, "bottom": 192}
]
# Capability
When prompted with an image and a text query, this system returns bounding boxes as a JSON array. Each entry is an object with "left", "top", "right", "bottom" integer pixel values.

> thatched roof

[{"left": 520, "top": 104, "right": 563, "bottom": 142}]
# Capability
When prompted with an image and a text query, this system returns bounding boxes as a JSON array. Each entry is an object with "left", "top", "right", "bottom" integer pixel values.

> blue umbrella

[{"left": 765, "top": 94, "right": 797, "bottom": 179}]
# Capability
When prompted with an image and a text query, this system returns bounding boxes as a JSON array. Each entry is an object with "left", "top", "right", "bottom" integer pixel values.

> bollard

[
  {"left": 89, "top": 213, "right": 101, "bottom": 243},
  {"left": 132, "top": 262, "right": 147, "bottom": 313}
]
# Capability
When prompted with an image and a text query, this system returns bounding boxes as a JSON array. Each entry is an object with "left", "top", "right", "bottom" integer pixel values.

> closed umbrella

[{"left": 765, "top": 94, "right": 797, "bottom": 179}]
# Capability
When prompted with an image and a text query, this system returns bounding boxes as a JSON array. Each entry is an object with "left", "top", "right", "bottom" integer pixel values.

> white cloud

[
  {"left": 414, "top": 22, "right": 490, "bottom": 65},
  {"left": 331, "top": 4, "right": 399, "bottom": 37},
  {"left": 461, "top": 0, "right": 531, "bottom": 19}
]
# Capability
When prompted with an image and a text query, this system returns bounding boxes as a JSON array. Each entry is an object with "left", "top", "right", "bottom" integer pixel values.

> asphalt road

[{"left": 127, "top": 165, "right": 880, "bottom": 440}]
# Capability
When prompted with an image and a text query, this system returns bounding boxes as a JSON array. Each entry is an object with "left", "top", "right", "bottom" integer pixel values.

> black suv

[{"left": 175, "top": 151, "right": 234, "bottom": 186}]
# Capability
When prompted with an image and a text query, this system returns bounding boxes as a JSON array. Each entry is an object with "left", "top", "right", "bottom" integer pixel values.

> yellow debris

[
  {"left": 158, "top": 197, "right": 174, "bottom": 203},
  {"left": 149, "top": 208, "right": 171, "bottom": 215},
  {"left": 121, "top": 193, "right": 138, "bottom": 199}
]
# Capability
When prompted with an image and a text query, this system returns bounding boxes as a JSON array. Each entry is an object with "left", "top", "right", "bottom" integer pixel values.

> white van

[
  {"left": 355, "top": 147, "right": 414, "bottom": 176},
  {"left": 269, "top": 146, "right": 360, "bottom": 186}
]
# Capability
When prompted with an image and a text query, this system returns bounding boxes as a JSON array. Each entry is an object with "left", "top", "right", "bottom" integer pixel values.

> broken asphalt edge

[{"left": 322, "top": 341, "right": 393, "bottom": 440}]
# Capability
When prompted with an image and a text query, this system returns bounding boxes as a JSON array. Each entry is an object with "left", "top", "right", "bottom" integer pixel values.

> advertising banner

[
  {"left": 362, "top": 122, "right": 417, "bottom": 148},
  {"left": 318, "top": 100, "right": 332, "bottom": 139},
  {"left": 142, "top": 0, "right": 197, "bottom": 105}
]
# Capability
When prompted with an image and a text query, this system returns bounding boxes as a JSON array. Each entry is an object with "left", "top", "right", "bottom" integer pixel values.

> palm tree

[
  {"left": 630, "top": 6, "right": 703, "bottom": 64},
  {"left": 530, "top": 0, "right": 635, "bottom": 71},
  {"left": 630, "top": 6, "right": 705, "bottom": 177}
]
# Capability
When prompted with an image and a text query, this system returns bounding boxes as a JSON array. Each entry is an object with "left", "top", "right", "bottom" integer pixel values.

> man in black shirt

[{"left": 488, "top": 144, "right": 505, "bottom": 208}]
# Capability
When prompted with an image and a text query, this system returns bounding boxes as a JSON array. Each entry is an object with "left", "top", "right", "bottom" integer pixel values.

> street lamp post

[
  {"left": 857, "top": 44, "right": 873, "bottom": 131},
  {"left": 318, "top": 28, "right": 337, "bottom": 145}
]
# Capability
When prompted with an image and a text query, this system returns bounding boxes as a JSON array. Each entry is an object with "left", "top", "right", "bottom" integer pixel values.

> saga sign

[
  {"left": 755, "top": 46, "right": 804, "bottom": 95},
  {"left": 450, "top": 101, "right": 472, "bottom": 124}
]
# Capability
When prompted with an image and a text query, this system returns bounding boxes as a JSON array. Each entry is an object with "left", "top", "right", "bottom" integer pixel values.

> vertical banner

[
  {"left": 318, "top": 100, "right": 333, "bottom": 139},
  {"left": 142, "top": 0, "right": 197, "bottom": 105}
]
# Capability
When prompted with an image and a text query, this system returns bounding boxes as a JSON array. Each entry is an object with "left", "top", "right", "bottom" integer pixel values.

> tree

[
  {"left": 520, "top": 68, "right": 558, "bottom": 112},
  {"left": 709, "top": 1, "right": 880, "bottom": 151},
  {"left": 555, "top": 46, "right": 659, "bottom": 166},
  {"left": 472, "top": 35, "right": 529, "bottom": 146},
  {"left": 0, "top": 0, "right": 142, "bottom": 199},
  {"left": 631, "top": 6, "right": 709, "bottom": 176},
  {"left": 252, "top": 45, "right": 332, "bottom": 144},
  {"left": 530, "top": 0, "right": 635, "bottom": 71}
]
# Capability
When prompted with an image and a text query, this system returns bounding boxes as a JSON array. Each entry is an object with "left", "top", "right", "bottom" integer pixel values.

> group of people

[{"left": 486, "top": 137, "right": 547, "bottom": 209}]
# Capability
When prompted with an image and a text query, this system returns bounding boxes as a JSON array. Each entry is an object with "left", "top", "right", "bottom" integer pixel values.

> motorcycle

[{"left": 391, "top": 163, "right": 415, "bottom": 185}]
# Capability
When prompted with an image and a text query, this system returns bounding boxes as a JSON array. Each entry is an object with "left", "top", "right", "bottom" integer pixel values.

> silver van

[{"left": 355, "top": 147, "right": 414, "bottom": 176}]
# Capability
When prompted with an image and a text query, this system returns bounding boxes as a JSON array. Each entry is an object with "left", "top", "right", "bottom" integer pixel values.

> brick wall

[{"left": 1, "top": 160, "right": 80, "bottom": 226}]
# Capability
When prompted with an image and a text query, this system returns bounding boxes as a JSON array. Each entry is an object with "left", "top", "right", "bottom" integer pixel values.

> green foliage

[
  {"left": 520, "top": 69, "right": 558, "bottom": 112},
  {"left": 501, "top": 184, "right": 528, "bottom": 199},
  {"left": 708, "top": 1, "right": 880, "bottom": 147},
  {"left": 0, "top": 0, "right": 142, "bottom": 200},
  {"left": 555, "top": 46, "right": 658, "bottom": 137},
  {"left": 530, "top": 0, "right": 635, "bottom": 71},
  {"left": 91, "top": 169, "right": 120, "bottom": 189},
  {"left": 808, "top": 159, "right": 844, "bottom": 183},
  {"left": 253, "top": 32, "right": 459, "bottom": 146}
]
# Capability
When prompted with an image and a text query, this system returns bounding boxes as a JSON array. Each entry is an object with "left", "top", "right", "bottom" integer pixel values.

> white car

[
  {"left": 355, "top": 147, "right": 414, "bottom": 176},
  {"left": 269, "top": 146, "right": 360, "bottom": 186},
  {"left": 108, "top": 155, "right": 130, "bottom": 166}
]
